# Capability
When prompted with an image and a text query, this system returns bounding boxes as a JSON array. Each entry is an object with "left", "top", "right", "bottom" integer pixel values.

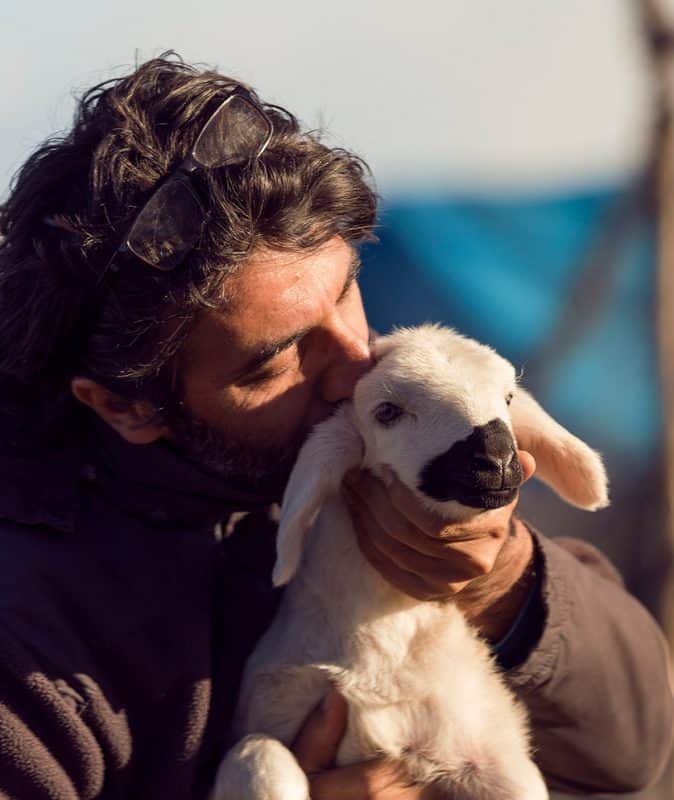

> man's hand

[
  {"left": 292, "top": 689, "right": 443, "bottom": 799},
  {"left": 343, "top": 451, "right": 537, "bottom": 641}
]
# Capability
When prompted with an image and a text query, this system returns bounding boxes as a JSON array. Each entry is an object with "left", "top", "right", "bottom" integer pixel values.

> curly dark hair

[{"left": 0, "top": 53, "right": 377, "bottom": 446}]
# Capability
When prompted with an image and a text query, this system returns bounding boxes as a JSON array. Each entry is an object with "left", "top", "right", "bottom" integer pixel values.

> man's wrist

[
  {"left": 491, "top": 539, "right": 545, "bottom": 670},
  {"left": 455, "top": 517, "right": 536, "bottom": 642}
]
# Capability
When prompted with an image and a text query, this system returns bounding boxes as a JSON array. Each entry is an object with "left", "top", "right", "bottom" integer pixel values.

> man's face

[{"left": 168, "top": 237, "right": 372, "bottom": 493}]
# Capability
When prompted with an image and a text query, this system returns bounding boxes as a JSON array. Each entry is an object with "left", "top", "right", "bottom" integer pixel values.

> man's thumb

[{"left": 291, "top": 688, "right": 348, "bottom": 774}]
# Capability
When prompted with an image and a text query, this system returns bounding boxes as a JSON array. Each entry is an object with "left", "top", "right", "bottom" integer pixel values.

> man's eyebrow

[
  {"left": 337, "top": 251, "right": 362, "bottom": 304},
  {"left": 236, "top": 326, "right": 312, "bottom": 378},
  {"left": 237, "top": 250, "right": 363, "bottom": 378}
]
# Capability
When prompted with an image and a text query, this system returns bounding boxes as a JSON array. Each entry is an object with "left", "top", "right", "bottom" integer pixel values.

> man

[{"left": 0, "top": 55, "right": 670, "bottom": 799}]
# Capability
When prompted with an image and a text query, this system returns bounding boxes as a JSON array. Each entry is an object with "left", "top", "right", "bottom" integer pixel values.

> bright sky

[{"left": 0, "top": 0, "right": 656, "bottom": 198}]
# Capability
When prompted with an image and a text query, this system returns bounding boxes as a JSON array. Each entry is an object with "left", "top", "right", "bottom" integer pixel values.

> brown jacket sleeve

[
  {"left": 507, "top": 533, "right": 674, "bottom": 794},
  {"left": 0, "top": 627, "right": 107, "bottom": 800}
]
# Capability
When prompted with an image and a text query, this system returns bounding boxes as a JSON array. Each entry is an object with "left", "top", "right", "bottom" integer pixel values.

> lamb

[{"left": 211, "top": 324, "right": 609, "bottom": 800}]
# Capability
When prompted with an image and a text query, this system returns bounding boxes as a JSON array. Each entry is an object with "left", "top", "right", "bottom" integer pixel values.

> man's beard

[{"left": 164, "top": 400, "right": 310, "bottom": 499}]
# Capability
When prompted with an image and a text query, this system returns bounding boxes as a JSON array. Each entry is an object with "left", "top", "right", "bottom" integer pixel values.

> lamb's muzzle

[{"left": 419, "top": 418, "right": 523, "bottom": 508}]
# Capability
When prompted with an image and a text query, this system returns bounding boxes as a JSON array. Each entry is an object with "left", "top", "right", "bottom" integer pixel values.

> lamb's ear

[
  {"left": 272, "top": 405, "right": 363, "bottom": 586},
  {"left": 509, "top": 388, "right": 609, "bottom": 510},
  {"left": 371, "top": 334, "right": 397, "bottom": 361}
]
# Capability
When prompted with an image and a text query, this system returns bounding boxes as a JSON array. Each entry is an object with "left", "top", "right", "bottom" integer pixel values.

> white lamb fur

[{"left": 211, "top": 325, "right": 609, "bottom": 800}]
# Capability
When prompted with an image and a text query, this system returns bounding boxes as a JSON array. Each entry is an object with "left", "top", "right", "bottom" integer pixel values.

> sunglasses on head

[{"left": 108, "top": 91, "right": 273, "bottom": 274}]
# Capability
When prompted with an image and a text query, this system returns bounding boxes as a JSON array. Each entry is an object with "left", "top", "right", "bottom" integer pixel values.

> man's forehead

[
  {"left": 182, "top": 238, "right": 355, "bottom": 371},
  {"left": 220, "top": 238, "right": 353, "bottom": 313}
]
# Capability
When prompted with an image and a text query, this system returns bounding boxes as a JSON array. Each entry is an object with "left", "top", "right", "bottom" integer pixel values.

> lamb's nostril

[
  {"left": 473, "top": 453, "right": 503, "bottom": 473},
  {"left": 473, "top": 448, "right": 515, "bottom": 473},
  {"left": 476, "top": 434, "right": 516, "bottom": 466}
]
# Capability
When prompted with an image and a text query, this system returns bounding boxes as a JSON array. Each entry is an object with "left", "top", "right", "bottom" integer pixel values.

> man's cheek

[
  {"left": 232, "top": 379, "right": 314, "bottom": 432},
  {"left": 235, "top": 370, "right": 309, "bottom": 410}
]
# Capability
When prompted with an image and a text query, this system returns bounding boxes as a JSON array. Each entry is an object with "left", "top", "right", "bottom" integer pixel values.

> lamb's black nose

[
  {"left": 472, "top": 420, "right": 516, "bottom": 473},
  {"left": 419, "top": 419, "right": 523, "bottom": 504}
]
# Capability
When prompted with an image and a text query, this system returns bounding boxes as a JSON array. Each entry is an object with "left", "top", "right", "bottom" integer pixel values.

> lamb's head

[
  {"left": 354, "top": 325, "right": 608, "bottom": 519},
  {"left": 272, "top": 324, "right": 608, "bottom": 586},
  {"left": 354, "top": 326, "right": 522, "bottom": 519}
]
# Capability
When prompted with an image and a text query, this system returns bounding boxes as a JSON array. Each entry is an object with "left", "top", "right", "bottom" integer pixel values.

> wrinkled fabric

[
  {"left": 0, "top": 421, "right": 671, "bottom": 798},
  {"left": 508, "top": 535, "right": 673, "bottom": 793}
]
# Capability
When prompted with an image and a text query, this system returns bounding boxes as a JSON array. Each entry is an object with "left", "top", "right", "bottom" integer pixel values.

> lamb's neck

[{"left": 294, "top": 493, "right": 434, "bottom": 628}]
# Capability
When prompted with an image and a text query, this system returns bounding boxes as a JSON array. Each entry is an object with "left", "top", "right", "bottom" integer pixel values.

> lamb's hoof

[{"left": 211, "top": 734, "right": 310, "bottom": 800}]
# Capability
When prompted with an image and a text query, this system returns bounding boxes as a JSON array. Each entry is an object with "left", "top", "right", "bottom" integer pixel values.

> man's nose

[{"left": 319, "top": 321, "right": 373, "bottom": 404}]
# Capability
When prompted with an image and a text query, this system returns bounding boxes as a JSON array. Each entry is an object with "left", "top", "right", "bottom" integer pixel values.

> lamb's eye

[
  {"left": 505, "top": 392, "right": 514, "bottom": 406},
  {"left": 374, "top": 402, "right": 404, "bottom": 427}
]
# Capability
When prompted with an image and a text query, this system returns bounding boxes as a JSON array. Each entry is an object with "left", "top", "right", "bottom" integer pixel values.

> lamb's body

[
  {"left": 212, "top": 326, "right": 608, "bottom": 800},
  {"left": 232, "top": 494, "right": 545, "bottom": 799}
]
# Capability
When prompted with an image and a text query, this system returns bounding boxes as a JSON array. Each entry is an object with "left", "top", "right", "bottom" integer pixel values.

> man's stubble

[{"left": 164, "top": 397, "right": 316, "bottom": 499}]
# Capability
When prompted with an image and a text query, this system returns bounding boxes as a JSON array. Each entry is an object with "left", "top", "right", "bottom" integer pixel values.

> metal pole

[{"left": 638, "top": 0, "right": 674, "bottom": 672}]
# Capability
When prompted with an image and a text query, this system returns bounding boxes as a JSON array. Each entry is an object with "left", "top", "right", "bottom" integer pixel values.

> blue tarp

[{"left": 360, "top": 187, "right": 661, "bottom": 470}]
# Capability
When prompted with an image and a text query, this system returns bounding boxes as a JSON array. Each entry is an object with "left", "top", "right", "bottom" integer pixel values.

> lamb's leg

[
  {"left": 210, "top": 734, "right": 310, "bottom": 800},
  {"left": 426, "top": 753, "right": 548, "bottom": 800},
  {"left": 509, "top": 758, "right": 549, "bottom": 800}
]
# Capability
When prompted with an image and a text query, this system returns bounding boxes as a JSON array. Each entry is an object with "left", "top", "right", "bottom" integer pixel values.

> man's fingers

[
  {"left": 349, "top": 469, "right": 515, "bottom": 547},
  {"left": 347, "top": 469, "right": 447, "bottom": 539},
  {"left": 518, "top": 450, "right": 536, "bottom": 483},
  {"left": 353, "top": 519, "right": 445, "bottom": 600},
  {"left": 383, "top": 473, "right": 489, "bottom": 539},
  {"left": 344, "top": 471, "right": 430, "bottom": 549},
  {"left": 345, "top": 471, "right": 488, "bottom": 555},
  {"left": 291, "top": 689, "right": 348, "bottom": 774},
  {"left": 344, "top": 478, "right": 471, "bottom": 560},
  {"left": 347, "top": 490, "right": 491, "bottom": 584},
  {"left": 310, "top": 758, "right": 418, "bottom": 800}
]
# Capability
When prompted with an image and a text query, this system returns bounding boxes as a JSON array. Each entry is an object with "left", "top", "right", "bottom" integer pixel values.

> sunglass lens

[
  {"left": 126, "top": 178, "right": 204, "bottom": 271},
  {"left": 193, "top": 95, "right": 272, "bottom": 168}
]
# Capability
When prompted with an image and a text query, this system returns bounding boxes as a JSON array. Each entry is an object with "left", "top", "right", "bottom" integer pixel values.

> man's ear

[{"left": 71, "top": 377, "right": 167, "bottom": 445}]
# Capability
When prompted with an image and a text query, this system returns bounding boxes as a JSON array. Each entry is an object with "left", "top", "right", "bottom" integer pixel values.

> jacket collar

[
  {"left": 0, "top": 416, "right": 278, "bottom": 533},
  {"left": 0, "top": 433, "right": 82, "bottom": 533}
]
